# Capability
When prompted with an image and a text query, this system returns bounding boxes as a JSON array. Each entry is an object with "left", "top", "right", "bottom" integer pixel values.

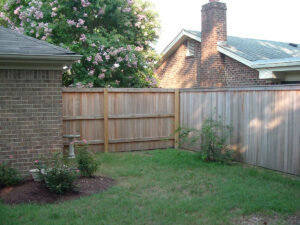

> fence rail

[
  {"left": 63, "top": 85, "right": 300, "bottom": 175},
  {"left": 62, "top": 88, "right": 179, "bottom": 153},
  {"left": 180, "top": 86, "right": 300, "bottom": 175}
]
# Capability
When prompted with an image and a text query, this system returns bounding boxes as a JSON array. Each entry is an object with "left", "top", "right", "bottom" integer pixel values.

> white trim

[
  {"left": 217, "top": 46, "right": 254, "bottom": 68},
  {"left": 159, "top": 30, "right": 201, "bottom": 63},
  {"left": 161, "top": 30, "right": 201, "bottom": 56},
  {"left": 258, "top": 69, "right": 276, "bottom": 79},
  {"left": 252, "top": 58, "right": 300, "bottom": 69},
  {"left": 0, "top": 54, "right": 81, "bottom": 61}
]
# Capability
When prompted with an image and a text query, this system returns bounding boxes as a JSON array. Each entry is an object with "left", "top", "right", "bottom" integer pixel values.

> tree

[{"left": 0, "top": 0, "right": 160, "bottom": 87}]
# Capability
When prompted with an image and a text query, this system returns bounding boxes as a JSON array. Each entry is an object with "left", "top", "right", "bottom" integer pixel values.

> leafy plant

[
  {"left": 75, "top": 142, "right": 99, "bottom": 177},
  {"left": 177, "top": 116, "right": 233, "bottom": 164},
  {"left": 41, "top": 151, "right": 78, "bottom": 194},
  {"left": 1, "top": 0, "right": 160, "bottom": 88},
  {"left": 0, "top": 157, "right": 22, "bottom": 188}
]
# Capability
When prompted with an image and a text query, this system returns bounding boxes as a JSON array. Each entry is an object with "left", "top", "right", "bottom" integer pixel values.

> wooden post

[
  {"left": 104, "top": 88, "right": 109, "bottom": 152},
  {"left": 174, "top": 89, "right": 180, "bottom": 149}
]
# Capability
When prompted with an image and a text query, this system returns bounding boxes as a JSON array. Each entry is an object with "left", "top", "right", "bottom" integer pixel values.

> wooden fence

[
  {"left": 180, "top": 86, "right": 300, "bottom": 175},
  {"left": 62, "top": 88, "right": 179, "bottom": 153},
  {"left": 63, "top": 85, "right": 300, "bottom": 175}
]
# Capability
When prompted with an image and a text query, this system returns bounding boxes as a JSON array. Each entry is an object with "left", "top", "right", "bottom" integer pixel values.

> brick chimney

[{"left": 199, "top": 0, "right": 227, "bottom": 87}]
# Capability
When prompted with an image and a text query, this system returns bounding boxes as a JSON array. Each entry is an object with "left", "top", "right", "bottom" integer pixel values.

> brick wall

[
  {"left": 224, "top": 56, "right": 267, "bottom": 86},
  {"left": 0, "top": 69, "right": 63, "bottom": 175},
  {"left": 156, "top": 40, "right": 201, "bottom": 88}
]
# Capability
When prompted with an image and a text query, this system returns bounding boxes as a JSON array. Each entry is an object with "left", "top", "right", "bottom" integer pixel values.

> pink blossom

[
  {"left": 94, "top": 53, "right": 103, "bottom": 63},
  {"left": 83, "top": 13, "right": 88, "bottom": 17},
  {"left": 127, "top": 45, "right": 132, "bottom": 51},
  {"left": 9, "top": 155, "right": 13, "bottom": 159},
  {"left": 73, "top": 7, "right": 77, "bottom": 11},
  {"left": 87, "top": 82, "right": 94, "bottom": 88},
  {"left": 34, "top": 160, "right": 39, "bottom": 163},
  {"left": 14, "top": 7, "right": 21, "bottom": 15},
  {"left": 51, "top": 12, "right": 57, "bottom": 17},
  {"left": 115, "top": 80, "right": 120, "bottom": 85},
  {"left": 137, "top": 14, "right": 146, "bottom": 21},
  {"left": 88, "top": 70, "right": 95, "bottom": 75},
  {"left": 78, "top": 19, "right": 85, "bottom": 25},
  {"left": 127, "top": 0, "right": 133, "bottom": 5},
  {"left": 67, "top": 19, "right": 76, "bottom": 26},
  {"left": 34, "top": 11, "right": 43, "bottom": 19},
  {"left": 87, "top": 56, "right": 92, "bottom": 62},
  {"left": 105, "top": 55, "right": 110, "bottom": 60},
  {"left": 101, "top": 68, "right": 107, "bottom": 72},
  {"left": 81, "top": 0, "right": 91, "bottom": 7},
  {"left": 98, "top": 73, "right": 105, "bottom": 79},
  {"left": 76, "top": 82, "right": 84, "bottom": 88},
  {"left": 41, "top": 36, "right": 46, "bottom": 40},
  {"left": 122, "top": 8, "right": 131, "bottom": 13},
  {"left": 91, "top": 43, "right": 96, "bottom": 47},
  {"left": 135, "top": 22, "right": 141, "bottom": 28},
  {"left": 135, "top": 46, "right": 143, "bottom": 51},
  {"left": 76, "top": 169, "right": 80, "bottom": 173},
  {"left": 80, "top": 34, "right": 86, "bottom": 42},
  {"left": 82, "top": 139, "right": 88, "bottom": 144}
]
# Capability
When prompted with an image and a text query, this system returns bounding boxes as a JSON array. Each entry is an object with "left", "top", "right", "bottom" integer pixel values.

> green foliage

[
  {"left": 2, "top": 150, "right": 300, "bottom": 225},
  {"left": 40, "top": 151, "right": 78, "bottom": 194},
  {"left": 0, "top": 160, "right": 22, "bottom": 188},
  {"left": 177, "top": 116, "right": 233, "bottom": 163},
  {"left": 0, "top": 0, "right": 160, "bottom": 87},
  {"left": 75, "top": 143, "right": 99, "bottom": 177}
]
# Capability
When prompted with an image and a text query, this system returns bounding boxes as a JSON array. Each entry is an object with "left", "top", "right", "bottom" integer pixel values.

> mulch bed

[{"left": 0, "top": 176, "right": 114, "bottom": 205}]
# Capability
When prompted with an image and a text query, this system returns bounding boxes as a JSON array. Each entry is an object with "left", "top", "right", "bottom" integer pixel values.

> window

[{"left": 186, "top": 40, "right": 195, "bottom": 57}]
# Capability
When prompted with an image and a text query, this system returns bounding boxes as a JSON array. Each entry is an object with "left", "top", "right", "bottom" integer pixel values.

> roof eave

[
  {"left": 0, "top": 54, "right": 82, "bottom": 70},
  {"left": 158, "top": 29, "right": 201, "bottom": 64}
]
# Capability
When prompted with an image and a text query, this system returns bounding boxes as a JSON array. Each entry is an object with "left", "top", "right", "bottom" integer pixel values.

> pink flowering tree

[{"left": 1, "top": 0, "right": 160, "bottom": 87}]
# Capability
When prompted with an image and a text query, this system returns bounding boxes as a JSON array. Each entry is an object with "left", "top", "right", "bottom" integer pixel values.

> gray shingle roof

[
  {"left": 0, "top": 26, "right": 76, "bottom": 56},
  {"left": 185, "top": 29, "right": 300, "bottom": 62}
]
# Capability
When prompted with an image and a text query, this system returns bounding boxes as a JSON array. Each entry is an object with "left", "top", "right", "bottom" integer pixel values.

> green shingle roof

[
  {"left": 0, "top": 26, "right": 76, "bottom": 56},
  {"left": 185, "top": 29, "right": 300, "bottom": 62}
]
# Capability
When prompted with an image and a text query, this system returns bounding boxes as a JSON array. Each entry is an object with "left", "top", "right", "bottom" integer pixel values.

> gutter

[{"left": 0, "top": 53, "right": 82, "bottom": 62}]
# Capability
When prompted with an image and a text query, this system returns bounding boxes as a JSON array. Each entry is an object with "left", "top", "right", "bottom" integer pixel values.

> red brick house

[
  {"left": 156, "top": 0, "right": 300, "bottom": 88},
  {"left": 0, "top": 26, "right": 80, "bottom": 174}
]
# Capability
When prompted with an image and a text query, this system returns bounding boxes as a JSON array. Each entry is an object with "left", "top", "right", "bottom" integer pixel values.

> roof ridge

[{"left": 0, "top": 26, "right": 75, "bottom": 55}]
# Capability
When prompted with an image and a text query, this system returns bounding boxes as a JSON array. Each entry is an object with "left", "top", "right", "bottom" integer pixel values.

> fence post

[
  {"left": 104, "top": 88, "right": 109, "bottom": 152},
  {"left": 174, "top": 89, "right": 180, "bottom": 149}
]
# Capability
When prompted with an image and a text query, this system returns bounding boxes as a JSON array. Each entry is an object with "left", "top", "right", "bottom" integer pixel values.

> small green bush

[
  {"left": 0, "top": 160, "right": 22, "bottom": 188},
  {"left": 75, "top": 143, "right": 99, "bottom": 177},
  {"left": 41, "top": 151, "right": 78, "bottom": 194},
  {"left": 43, "top": 167, "right": 77, "bottom": 194},
  {"left": 177, "top": 116, "right": 233, "bottom": 164}
]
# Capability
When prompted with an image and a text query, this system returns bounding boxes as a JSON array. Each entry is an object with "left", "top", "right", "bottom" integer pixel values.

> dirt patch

[{"left": 0, "top": 176, "right": 114, "bottom": 205}]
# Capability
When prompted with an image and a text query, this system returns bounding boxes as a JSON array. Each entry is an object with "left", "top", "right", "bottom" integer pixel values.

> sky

[{"left": 150, "top": 0, "right": 300, "bottom": 53}]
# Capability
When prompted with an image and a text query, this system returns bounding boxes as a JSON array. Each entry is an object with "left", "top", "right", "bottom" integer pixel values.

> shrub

[
  {"left": 0, "top": 159, "right": 22, "bottom": 188},
  {"left": 43, "top": 167, "right": 77, "bottom": 194},
  {"left": 75, "top": 143, "right": 99, "bottom": 177},
  {"left": 178, "top": 116, "right": 233, "bottom": 164},
  {"left": 41, "top": 151, "right": 78, "bottom": 194}
]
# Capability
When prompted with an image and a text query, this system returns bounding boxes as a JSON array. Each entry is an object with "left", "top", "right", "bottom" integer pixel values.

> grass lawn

[{"left": 1, "top": 149, "right": 300, "bottom": 225}]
